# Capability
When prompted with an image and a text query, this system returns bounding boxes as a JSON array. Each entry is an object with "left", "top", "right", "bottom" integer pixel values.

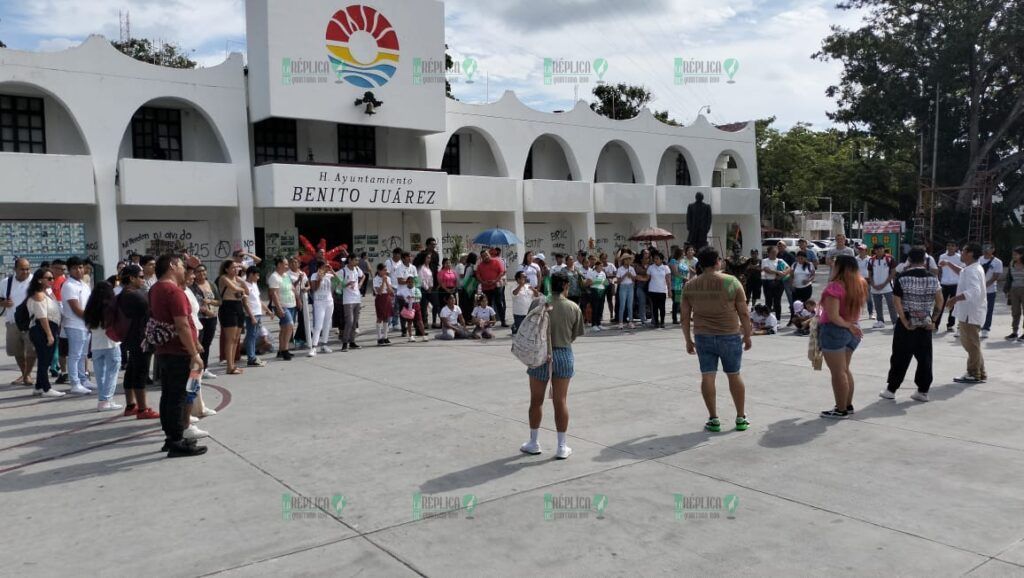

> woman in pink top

[
  {"left": 818, "top": 255, "right": 867, "bottom": 419},
  {"left": 437, "top": 258, "right": 458, "bottom": 303}
]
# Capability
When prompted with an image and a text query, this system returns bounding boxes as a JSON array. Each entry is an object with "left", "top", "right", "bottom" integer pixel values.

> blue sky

[{"left": 0, "top": 0, "right": 865, "bottom": 129}]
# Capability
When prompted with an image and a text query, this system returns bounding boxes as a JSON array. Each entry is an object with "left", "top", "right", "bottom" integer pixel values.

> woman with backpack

[
  {"left": 83, "top": 281, "right": 123, "bottom": 411},
  {"left": 118, "top": 264, "right": 158, "bottom": 418},
  {"left": 25, "top": 268, "right": 65, "bottom": 397},
  {"left": 519, "top": 270, "right": 585, "bottom": 460}
]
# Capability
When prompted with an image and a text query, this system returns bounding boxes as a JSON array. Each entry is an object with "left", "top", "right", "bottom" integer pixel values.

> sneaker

[
  {"left": 123, "top": 404, "right": 138, "bottom": 416},
  {"left": 41, "top": 389, "right": 66, "bottom": 398},
  {"left": 383, "top": 339, "right": 392, "bottom": 345},
  {"left": 319, "top": 345, "right": 332, "bottom": 353},
  {"left": 306, "top": 349, "right": 316, "bottom": 357},
  {"left": 247, "top": 358, "right": 267, "bottom": 367},
  {"left": 617, "top": 324, "right": 625, "bottom": 330},
  {"left": 69, "top": 384, "right": 92, "bottom": 395},
  {"left": 910, "top": 391, "right": 929, "bottom": 402},
  {"left": 136, "top": 408, "right": 160, "bottom": 420},
  {"left": 408, "top": 336, "right": 416, "bottom": 343},
  {"left": 1006, "top": 332, "right": 1019, "bottom": 340},
  {"left": 202, "top": 370, "right": 217, "bottom": 380},
  {"left": 872, "top": 321, "right": 885, "bottom": 329},
  {"left": 519, "top": 441, "right": 542, "bottom": 455},
  {"left": 97, "top": 400, "right": 124, "bottom": 412},
  {"left": 704, "top": 417, "right": 722, "bottom": 432},
  {"left": 349, "top": 342, "right": 361, "bottom": 349},
  {"left": 55, "top": 373, "right": 68, "bottom": 385},
  {"left": 735, "top": 416, "right": 750, "bottom": 431},
  {"left": 341, "top": 345, "right": 349, "bottom": 352},
  {"left": 847, "top": 405, "right": 855, "bottom": 414},
  {"left": 1018, "top": 336, "right": 1024, "bottom": 343},
  {"left": 82, "top": 380, "right": 98, "bottom": 390},
  {"left": 981, "top": 329, "right": 989, "bottom": 339},
  {"left": 879, "top": 389, "right": 896, "bottom": 400},
  {"left": 554, "top": 445, "right": 573, "bottom": 460},
  {"left": 200, "top": 407, "right": 217, "bottom": 417},
  {"left": 283, "top": 351, "right": 294, "bottom": 360},
  {"left": 32, "top": 388, "right": 43, "bottom": 397},
  {"left": 953, "top": 374, "right": 984, "bottom": 384},
  {"left": 189, "top": 415, "right": 199, "bottom": 424},
  {"left": 419, "top": 336, "right": 429, "bottom": 343},
  {"left": 820, "top": 408, "right": 850, "bottom": 419},
  {"left": 167, "top": 440, "right": 208, "bottom": 458},
  {"left": 377, "top": 339, "right": 385, "bottom": 346},
  {"left": 183, "top": 425, "right": 209, "bottom": 440}
]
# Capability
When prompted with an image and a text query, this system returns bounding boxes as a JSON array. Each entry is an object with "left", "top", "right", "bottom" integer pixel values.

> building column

[
  {"left": 737, "top": 213, "right": 762, "bottom": 257},
  {"left": 427, "top": 209, "right": 443, "bottom": 248},
  {"left": 567, "top": 212, "right": 596, "bottom": 256},
  {"left": 95, "top": 160, "right": 120, "bottom": 275}
]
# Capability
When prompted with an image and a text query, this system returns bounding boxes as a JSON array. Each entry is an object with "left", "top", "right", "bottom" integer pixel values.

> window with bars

[
  {"left": 337, "top": 124, "right": 376, "bottom": 166},
  {"left": 0, "top": 95, "right": 46, "bottom": 154},
  {"left": 131, "top": 107, "right": 182, "bottom": 160},
  {"left": 675, "top": 154, "right": 692, "bottom": 186},
  {"left": 253, "top": 118, "right": 298, "bottom": 165},
  {"left": 441, "top": 134, "right": 460, "bottom": 175}
]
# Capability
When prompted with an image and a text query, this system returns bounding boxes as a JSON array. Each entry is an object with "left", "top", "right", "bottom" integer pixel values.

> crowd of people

[{"left": 2, "top": 232, "right": 1021, "bottom": 458}]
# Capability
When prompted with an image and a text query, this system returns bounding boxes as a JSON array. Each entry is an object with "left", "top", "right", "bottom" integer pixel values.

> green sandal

[
  {"left": 704, "top": 417, "right": 721, "bottom": 432},
  {"left": 735, "top": 416, "right": 750, "bottom": 431}
]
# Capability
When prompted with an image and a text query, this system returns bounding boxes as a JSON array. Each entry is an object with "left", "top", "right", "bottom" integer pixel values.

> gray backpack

[{"left": 511, "top": 298, "right": 550, "bottom": 368}]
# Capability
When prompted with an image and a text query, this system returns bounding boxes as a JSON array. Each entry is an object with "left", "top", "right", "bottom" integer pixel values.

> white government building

[{"left": 0, "top": 0, "right": 760, "bottom": 275}]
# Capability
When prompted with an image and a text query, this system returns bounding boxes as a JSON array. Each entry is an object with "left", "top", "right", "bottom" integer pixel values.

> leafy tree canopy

[{"left": 112, "top": 38, "right": 196, "bottom": 69}]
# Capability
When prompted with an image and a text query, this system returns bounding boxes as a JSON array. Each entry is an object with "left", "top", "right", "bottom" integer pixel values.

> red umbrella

[{"left": 629, "top": 227, "right": 675, "bottom": 241}]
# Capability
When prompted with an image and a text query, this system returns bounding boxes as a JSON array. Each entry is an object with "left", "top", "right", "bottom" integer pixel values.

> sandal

[
  {"left": 10, "top": 376, "right": 25, "bottom": 385},
  {"left": 227, "top": 368, "right": 244, "bottom": 375}
]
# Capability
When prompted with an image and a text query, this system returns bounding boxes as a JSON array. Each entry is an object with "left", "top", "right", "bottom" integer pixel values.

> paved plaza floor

[{"left": 2, "top": 294, "right": 1023, "bottom": 577}]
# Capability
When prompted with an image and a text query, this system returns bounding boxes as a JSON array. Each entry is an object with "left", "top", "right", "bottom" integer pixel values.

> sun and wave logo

[{"left": 325, "top": 5, "right": 400, "bottom": 88}]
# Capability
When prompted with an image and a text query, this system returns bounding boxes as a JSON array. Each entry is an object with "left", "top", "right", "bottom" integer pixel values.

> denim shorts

[
  {"left": 279, "top": 306, "right": 298, "bottom": 327},
  {"left": 527, "top": 347, "right": 574, "bottom": 381},
  {"left": 694, "top": 334, "right": 743, "bottom": 374},
  {"left": 819, "top": 322, "right": 860, "bottom": 352}
]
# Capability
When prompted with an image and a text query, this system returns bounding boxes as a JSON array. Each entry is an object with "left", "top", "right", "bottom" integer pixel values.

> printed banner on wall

[{"left": 0, "top": 221, "right": 86, "bottom": 268}]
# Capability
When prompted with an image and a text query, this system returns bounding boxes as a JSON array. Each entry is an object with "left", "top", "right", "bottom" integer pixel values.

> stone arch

[
  {"left": 0, "top": 81, "right": 91, "bottom": 155},
  {"left": 523, "top": 133, "right": 581, "bottom": 181},
  {"left": 594, "top": 139, "right": 644, "bottom": 183},
  {"left": 117, "top": 96, "right": 231, "bottom": 163},
  {"left": 656, "top": 144, "right": 701, "bottom": 186}
]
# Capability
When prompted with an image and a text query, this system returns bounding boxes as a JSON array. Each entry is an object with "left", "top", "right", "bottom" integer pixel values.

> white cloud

[{"left": 35, "top": 37, "right": 80, "bottom": 52}]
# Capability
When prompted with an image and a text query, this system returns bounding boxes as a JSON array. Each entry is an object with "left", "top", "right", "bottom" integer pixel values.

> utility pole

[{"left": 931, "top": 83, "right": 940, "bottom": 188}]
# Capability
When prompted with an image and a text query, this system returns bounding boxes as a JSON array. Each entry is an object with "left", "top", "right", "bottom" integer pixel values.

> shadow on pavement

[
  {"left": 0, "top": 440, "right": 163, "bottom": 492},
  {"left": 418, "top": 452, "right": 555, "bottom": 494}
]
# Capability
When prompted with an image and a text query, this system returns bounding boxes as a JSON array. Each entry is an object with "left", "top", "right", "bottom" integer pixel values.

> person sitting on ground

[
  {"left": 792, "top": 299, "right": 817, "bottom": 335},
  {"left": 750, "top": 304, "right": 778, "bottom": 335},
  {"left": 437, "top": 293, "right": 469, "bottom": 340},
  {"left": 471, "top": 294, "right": 497, "bottom": 340}
]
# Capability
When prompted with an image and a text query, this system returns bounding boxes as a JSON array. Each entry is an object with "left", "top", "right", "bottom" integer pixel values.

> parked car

[{"left": 762, "top": 237, "right": 801, "bottom": 254}]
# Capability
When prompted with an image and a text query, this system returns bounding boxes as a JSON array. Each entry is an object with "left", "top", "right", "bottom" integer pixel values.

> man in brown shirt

[{"left": 681, "top": 247, "right": 753, "bottom": 433}]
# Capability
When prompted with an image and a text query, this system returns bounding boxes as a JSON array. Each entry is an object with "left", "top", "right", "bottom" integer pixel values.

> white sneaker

[
  {"left": 420, "top": 335, "right": 430, "bottom": 342},
  {"left": 555, "top": 445, "right": 573, "bottom": 460},
  {"left": 306, "top": 349, "right": 316, "bottom": 357},
  {"left": 200, "top": 407, "right": 217, "bottom": 417},
  {"left": 617, "top": 324, "right": 625, "bottom": 330},
  {"left": 910, "top": 391, "right": 929, "bottom": 402},
  {"left": 183, "top": 425, "right": 209, "bottom": 439},
  {"left": 872, "top": 321, "right": 885, "bottom": 329},
  {"left": 41, "top": 389, "right": 66, "bottom": 398},
  {"left": 879, "top": 389, "right": 896, "bottom": 400},
  {"left": 520, "top": 441, "right": 542, "bottom": 455},
  {"left": 408, "top": 336, "right": 416, "bottom": 343},
  {"left": 69, "top": 384, "right": 92, "bottom": 395},
  {"left": 202, "top": 370, "right": 218, "bottom": 380},
  {"left": 319, "top": 345, "right": 332, "bottom": 353},
  {"left": 355, "top": 327, "right": 362, "bottom": 335},
  {"left": 980, "top": 330, "right": 989, "bottom": 339},
  {"left": 189, "top": 415, "right": 199, "bottom": 424},
  {"left": 97, "top": 400, "right": 124, "bottom": 412}
]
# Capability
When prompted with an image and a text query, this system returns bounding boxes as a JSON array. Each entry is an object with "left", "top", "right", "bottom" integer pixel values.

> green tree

[
  {"left": 654, "top": 110, "right": 680, "bottom": 126},
  {"left": 0, "top": 40, "right": 6, "bottom": 49},
  {"left": 590, "top": 83, "right": 654, "bottom": 120},
  {"left": 814, "top": 0, "right": 1024, "bottom": 214},
  {"left": 112, "top": 38, "right": 196, "bottom": 69}
]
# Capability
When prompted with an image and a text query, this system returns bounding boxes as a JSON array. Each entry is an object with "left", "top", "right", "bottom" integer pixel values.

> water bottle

[{"left": 186, "top": 369, "right": 202, "bottom": 404}]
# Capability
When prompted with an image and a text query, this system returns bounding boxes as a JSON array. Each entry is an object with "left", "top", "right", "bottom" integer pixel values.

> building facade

[{"left": 0, "top": 0, "right": 760, "bottom": 275}]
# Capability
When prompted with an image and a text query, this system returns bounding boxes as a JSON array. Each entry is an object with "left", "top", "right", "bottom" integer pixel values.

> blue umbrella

[{"left": 473, "top": 227, "right": 522, "bottom": 246}]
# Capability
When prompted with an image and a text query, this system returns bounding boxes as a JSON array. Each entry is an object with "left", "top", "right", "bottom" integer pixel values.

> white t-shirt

[
  {"left": 513, "top": 285, "right": 536, "bottom": 316},
  {"left": 341, "top": 267, "right": 364, "bottom": 304},
  {"left": 856, "top": 255, "right": 871, "bottom": 278},
  {"left": 869, "top": 256, "right": 895, "bottom": 294},
  {"left": 440, "top": 305, "right": 462, "bottom": 337},
  {"left": 90, "top": 326, "right": 118, "bottom": 350},
  {"left": 372, "top": 275, "right": 392, "bottom": 295},
  {"left": 245, "top": 281, "right": 261, "bottom": 316},
  {"left": 520, "top": 263, "right": 540, "bottom": 287},
  {"left": 603, "top": 263, "right": 617, "bottom": 280},
  {"left": 386, "top": 258, "right": 402, "bottom": 287},
  {"left": 185, "top": 286, "right": 202, "bottom": 329},
  {"left": 980, "top": 256, "right": 1003, "bottom": 294},
  {"left": 2, "top": 275, "right": 31, "bottom": 325},
  {"left": 310, "top": 271, "right": 335, "bottom": 302},
  {"left": 938, "top": 252, "right": 963, "bottom": 285},
  {"left": 550, "top": 264, "right": 565, "bottom": 274},
  {"left": 267, "top": 272, "right": 297, "bottom": 308},
  {"left": 646, "top": 264, "right": 670, "bottom": 293},
  {"left": 61, "top": 277, "right": 91, "bottom": 331},
  {"left": 792, "top": 262, "right": 815, "bottom": 289},
  {"left": 472, "top": 305, "right": 495, "bottom": 322},
  {"left": 395, "top": 262, "right": 417, "bottom": 285},
  {"left": 761, "top": 258, "right": 783, "bottom": 281},
  {"left": 752, "top": 311, "right": 779, "bottom": 331},
  {"left": 396, "top": 284, "right": 414, "bottom": 300},
  {"left": 616, "top": 266, "right": 636, "bottom": 286}
]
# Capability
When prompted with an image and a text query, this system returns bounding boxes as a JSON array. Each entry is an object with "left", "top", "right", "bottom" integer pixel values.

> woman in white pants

[{"left": 308, "top": 261, "right": 336, "bottom": 355}]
